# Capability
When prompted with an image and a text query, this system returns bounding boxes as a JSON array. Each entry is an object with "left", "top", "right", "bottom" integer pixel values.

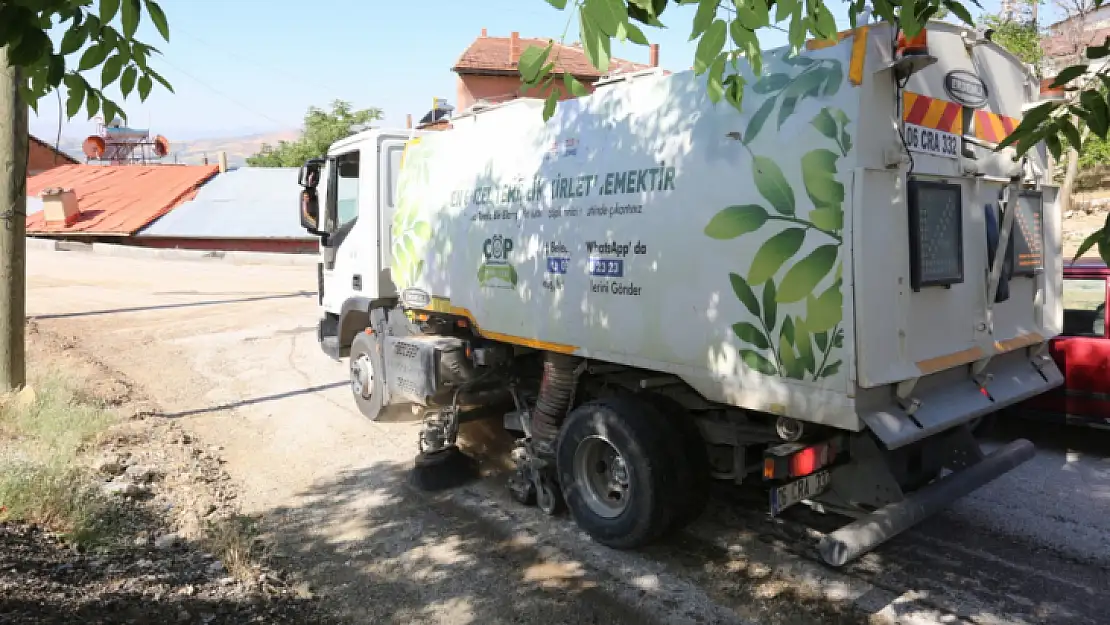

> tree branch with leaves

[
  {"left": 526, "top": 0, "right": 1110, "bottom": 265},
  {"left": 0, "top": 0, "right": 173, "bottom": 390}
]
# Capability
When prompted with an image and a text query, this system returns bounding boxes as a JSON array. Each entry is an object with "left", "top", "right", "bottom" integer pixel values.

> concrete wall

[
  {"left": 456, "top": 73, "right": 587, "bottom": 112},
  {"left": 135, "top": 236, "right": 318, "bottom": 254}
]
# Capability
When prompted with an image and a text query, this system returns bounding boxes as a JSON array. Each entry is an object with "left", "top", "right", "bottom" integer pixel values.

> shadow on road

[
  {"left": 156, "top": 381, "right": 348, "bottom": 419},
  {"left": 30, "top": 291, "right": 315, "bottom": 321}
]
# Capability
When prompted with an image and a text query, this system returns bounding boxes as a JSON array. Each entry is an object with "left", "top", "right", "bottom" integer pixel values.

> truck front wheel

[
  {"left": 556, "top": 396, "right": 679, "bottom": 549},
  {"left": 349, "top": 331, "right": 385, "bottom": 420}
]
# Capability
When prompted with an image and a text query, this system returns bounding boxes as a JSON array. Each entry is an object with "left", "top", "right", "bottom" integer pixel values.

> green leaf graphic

[
  {"left": 705, "top": 204, "right": 769, "bottom": 239},
  {"left": 801, "top": 149, "right": 844, "bottom": 210},
  {"left": 821, "top": 360, "right": 843, "bottom": 377},
  {"left": 780, "top": 334, "right": 804, "bottom": 379},
  {"left": 781, "top": 316, "right": 796, "bottom": 344},
  {"left": 808, "top": 207, "right": 843, "bottom": 232},
  {"left": 795, "top": 316, "right": 816, "bottom": 374},
  {"left": 753, "top": 156, "right": 795, "bottom": 215},
  {"left": 732, "top": 322, "right": 770, "bottom": 349},
  {"left": 815, "top": 331, "right": 828, "bottom": 352},
  {"left": 777, "top": 95, "right": 797, "bottom": 129},
  {"left": 822, "top": 62, "right": 844, "bottom": 96},
  {"left": 749, "top": 228, "right": 805, "bottom": 284},
  {"left": 412, "top": 221, "right": 432, "bottom": 241},
  {"left": 729, "top": 272, "right": 761, "bottom": 317},
  {"left": 811, "top": 108, "right": 839, "bottom": 142},
  {"left": 806, "top": 285, "right": 843, "bottom": 333},
  {"left": 751, "top": 73, "right": 790, "bottom": 93},
  {"left": 777, "top": 245, "right": 838, "bottom": 303},
  {"left": 744, "top": 97, "right": 776, "bottom": 144},
  {"left": 762, "top": 280, "right": 778, "bottom": 332},
  {"left": 740, "top": 349, "right": 779, "bottom": 376}
]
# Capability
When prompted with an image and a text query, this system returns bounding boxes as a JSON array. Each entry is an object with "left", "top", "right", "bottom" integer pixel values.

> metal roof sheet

[
  {"left": 26, "top": 164, "right": 219, "bottom": 236},
  {"left": 138, "top": 167, "right": 312, "bottom": 240}
]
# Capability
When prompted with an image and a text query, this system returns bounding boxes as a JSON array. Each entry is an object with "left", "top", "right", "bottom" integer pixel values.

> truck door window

[
  {"left": 335, "top": 151, "right": 360, "bottom": 230},
  {"left": 1061, "top": 278, "right": 1107, "bottom": 337}
]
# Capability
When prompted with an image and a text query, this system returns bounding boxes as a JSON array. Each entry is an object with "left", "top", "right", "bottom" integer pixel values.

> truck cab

[{"left": 299, "top": 130, "right": 424, "bottom": 359}]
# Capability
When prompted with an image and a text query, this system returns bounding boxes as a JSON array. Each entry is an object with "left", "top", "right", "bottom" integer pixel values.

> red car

[{"left": 1020, "top": 257, "right": 1110, "bottom": 427}]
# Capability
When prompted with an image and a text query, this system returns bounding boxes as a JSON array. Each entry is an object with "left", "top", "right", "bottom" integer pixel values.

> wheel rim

[
  {"left": 350, "top": 354, "right": 374, "bottom": 399},
  {"left": 573, "top": 435, "right": 631, "bottom": 519}
]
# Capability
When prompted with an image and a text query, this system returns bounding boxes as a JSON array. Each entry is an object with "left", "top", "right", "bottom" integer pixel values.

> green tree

[
  {"left": 0, "top": 0, "right": 172, "bottom": 391},
  {"left": 980, "top": 1, "right": 1044, "bottom": 69},
  {"left": 526, "top": 0, "right": 1110, "bottom": 263},
  {"left": 247, "top": 100, "right": 384, "bottom": 167}
]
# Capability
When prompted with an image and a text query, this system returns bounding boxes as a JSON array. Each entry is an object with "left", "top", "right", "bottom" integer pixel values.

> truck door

[
  {"left": 377, "top": 138, "right": 407, "bottom": 297},
  {"left": 320, "top": 148, "right": 364, "bottom": 314}
]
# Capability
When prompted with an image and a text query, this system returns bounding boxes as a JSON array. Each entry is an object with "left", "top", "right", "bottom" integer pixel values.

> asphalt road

[{"left": 26, "top": 247, "right": 1110, "bottom": 625}]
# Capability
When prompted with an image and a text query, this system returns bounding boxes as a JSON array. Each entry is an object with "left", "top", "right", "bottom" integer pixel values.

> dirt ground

[
  {"left": 22, "top": 247, "right": 1110, "bottom": 625},
  {"left": 0, "top": 323, "right": 337, "bottom": 624}
]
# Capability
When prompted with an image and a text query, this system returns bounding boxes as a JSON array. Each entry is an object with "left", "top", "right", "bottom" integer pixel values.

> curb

[{"left": 27, "top": 237, "right": 317, "bottom": 267}]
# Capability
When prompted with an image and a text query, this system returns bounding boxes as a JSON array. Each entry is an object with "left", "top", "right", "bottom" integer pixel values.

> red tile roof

[
  {"left": 453, "top": 34, "right": 651, "bottom": 80},
  {"left": 26, "top": 165, "right": 220, "bottom": 236}
]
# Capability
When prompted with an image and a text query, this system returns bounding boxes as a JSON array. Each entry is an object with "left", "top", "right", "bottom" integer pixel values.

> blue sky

[{"left": 30, "top": 0, "right": 1026, "bottom": 143}]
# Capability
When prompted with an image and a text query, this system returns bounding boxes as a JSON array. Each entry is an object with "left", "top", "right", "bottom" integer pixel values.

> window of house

[{"left": 1062, "top": 278, "right": 1107, "bottom": 338}]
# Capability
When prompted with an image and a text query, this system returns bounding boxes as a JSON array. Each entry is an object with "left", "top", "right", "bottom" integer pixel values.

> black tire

[
  {"left": 641, "top": 393, "right": 711, "bottom": 534},
  {"left": 556, "top": 396, "right": 680, "bottom": 549},
  {"left": 349, "top": 331, "right": 385, "bottom": 420}
]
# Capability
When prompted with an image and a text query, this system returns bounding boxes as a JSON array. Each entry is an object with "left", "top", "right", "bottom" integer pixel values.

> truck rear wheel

[
  {"left": 349, "top": 331, "right": 385, "bottom": 420},
  {"left": 556, "top": 396, "right": 679, "bottom": 549},
  {"left": 641, "top": 393, "right": 711, "bottom": 534}
]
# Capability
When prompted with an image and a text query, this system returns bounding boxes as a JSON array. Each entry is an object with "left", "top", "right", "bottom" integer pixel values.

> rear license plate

[{"left": 770, "top": 470, "right": 831, "bottom": 517}]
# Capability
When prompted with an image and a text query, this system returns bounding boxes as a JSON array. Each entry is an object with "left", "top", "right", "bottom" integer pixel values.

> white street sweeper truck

[{"left": 297, "top": 20, "right": 1065, "bottom": 566}]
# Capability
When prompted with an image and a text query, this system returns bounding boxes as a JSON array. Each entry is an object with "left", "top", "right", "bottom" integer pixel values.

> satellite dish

[
  {"left": 153, "top": 135, "right": 170, "bottom": 158},
  {"left": 82, "top": 136, "right": 106, "bottom": 159}
]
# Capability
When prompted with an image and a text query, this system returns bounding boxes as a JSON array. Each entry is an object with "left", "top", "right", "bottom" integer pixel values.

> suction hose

[{"left": 530, "top": 353, "right": 582, "bottom": 457}]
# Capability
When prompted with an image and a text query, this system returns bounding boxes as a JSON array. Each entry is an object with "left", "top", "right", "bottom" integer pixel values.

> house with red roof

[
  {"left": 28, "top": 135, "right": 79, "bottom": 176},
  {"left": 451, "top": 29, "right": 660, "bottom": 113}
]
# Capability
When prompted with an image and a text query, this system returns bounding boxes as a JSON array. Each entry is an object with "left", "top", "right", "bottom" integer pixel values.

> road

[{"left": 26, "top": 247, "right": 1110, "bottom": 625}]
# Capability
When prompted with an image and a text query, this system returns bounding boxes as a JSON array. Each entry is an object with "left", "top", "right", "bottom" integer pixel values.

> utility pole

[{"left": 0, "top": 46, "right": 28, "bottom": 391}]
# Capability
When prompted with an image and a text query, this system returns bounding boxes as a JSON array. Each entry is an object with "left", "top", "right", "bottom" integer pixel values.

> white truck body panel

[{"left": 345, "top": 21, "right": 1062, "bottom": 439}]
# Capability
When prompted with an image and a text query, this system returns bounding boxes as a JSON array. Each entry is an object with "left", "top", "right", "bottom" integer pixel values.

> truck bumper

[
  {"left": 859, "top": 349, "right": 1063, "bottom": 450},
  {"left": 818, "top": 437, "right": 1035, "bottom": 566},
  {"left": 317, "top": 316, "right": 341, "bottom": 361}
]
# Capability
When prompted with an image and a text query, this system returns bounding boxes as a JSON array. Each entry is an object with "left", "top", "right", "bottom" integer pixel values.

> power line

[
  {"left": 173, "top": 27, "right": 343, "bottom": 96},
  {"left": 152, "top": 55, "right": 293, "bottom": 129}
]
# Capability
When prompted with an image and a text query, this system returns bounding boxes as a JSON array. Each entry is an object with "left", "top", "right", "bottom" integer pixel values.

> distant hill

[{"left": 55, "top": 130, "right": 301, "bottom": 167}]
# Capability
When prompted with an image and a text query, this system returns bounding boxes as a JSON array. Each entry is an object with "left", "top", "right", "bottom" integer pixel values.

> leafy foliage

[
  {"left": 0, "top": 0, "right": 173, "bottom": 123},
  {"left": 979, "top": 3, "right": 1043, "bottom": 71},
  {"left": 530, "top": 0, "right": 1110, "bottom": 264},
  {"left": 246, "top": 101, "right": 384, "bottom": 167}
]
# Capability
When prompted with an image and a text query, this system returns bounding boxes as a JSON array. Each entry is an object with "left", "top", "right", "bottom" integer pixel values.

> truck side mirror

[
  {"left": 298, "top": 158, "right": 324, "bottom": 189},
  {"left": 301, "top": 188, "right": 320, "bottom": 233},
  {"left": 298, "top": 158, "right": 324, "bottom": 234}
]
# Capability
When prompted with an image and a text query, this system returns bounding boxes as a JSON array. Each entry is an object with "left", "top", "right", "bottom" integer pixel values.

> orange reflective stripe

[
  {"left": 449, "top": 307, "right": 578, "bottom": 354},
  {"left": 902, "top": 91, "right": 962, "bottom": 133},
  {"left": 973, "top": 110, "right": 1021, "bottom": 143}
]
